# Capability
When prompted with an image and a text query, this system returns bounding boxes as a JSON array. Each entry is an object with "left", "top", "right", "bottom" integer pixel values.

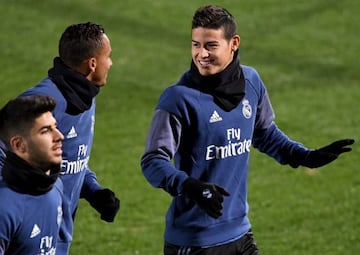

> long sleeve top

[{"left": 141, "top": 65, "right": 309, "bottom": 247}]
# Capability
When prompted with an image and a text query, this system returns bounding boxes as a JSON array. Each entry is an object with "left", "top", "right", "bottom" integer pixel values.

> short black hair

[
  {"left": 0, "top": 95, "right": 56, "bottom": 146},
  {"left": 59, "top": 22, "right": 105, "bottom": 68},
  {"left": 192, "top": 5, "right": 237, "bottom": 40}
]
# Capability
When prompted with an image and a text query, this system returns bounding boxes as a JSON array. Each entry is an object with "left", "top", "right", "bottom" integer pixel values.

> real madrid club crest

[{"left": 242, "top": 99, "right": 252, "bottom": 119}]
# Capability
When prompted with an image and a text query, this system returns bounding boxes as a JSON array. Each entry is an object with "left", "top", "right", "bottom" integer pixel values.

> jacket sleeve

[
  {"left": 80, "top": 168, "right": 102, "bottom": 200},
  {"left": 0, "top": 238, "right": 7, "bottom": 255},
  {"left": 140, "top": 109, "right": 189, "bottom": 196},
  {"left": 252, "top": 89, "right": 310, "bottom": 167},
  {"left": 0, "top": 201, "right": 12, "bottom": 255}
]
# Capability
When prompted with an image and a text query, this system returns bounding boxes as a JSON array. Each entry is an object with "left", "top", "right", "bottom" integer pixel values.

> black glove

[
  {"left": 89, "top": 188, "right": 120, "bottom": 222},
  {"left": 301, "top": 139, "right": 355, "bottom": 168},
  {"left": 182, "top": 177, "right": 230, "bottom": 219}
]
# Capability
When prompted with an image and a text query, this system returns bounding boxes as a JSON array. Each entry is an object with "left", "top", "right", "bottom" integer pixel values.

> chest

[
  {"left": 189, "top": 90, "right": 259, "bottom": 146},
  {"left": 7, "top": 190, "right": 62, "bottom": 254}
]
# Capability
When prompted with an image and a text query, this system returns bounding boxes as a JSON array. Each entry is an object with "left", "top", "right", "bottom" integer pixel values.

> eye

[
  {"left": 192, "top": 42, "right": 200, "bottom": 48},
  {"left": 207, "top": 43, "right": 218, "bottom": 49},
  {"left": 40, "top": 126, "right": 53, "bottom": 134},
  {"left": 40, "top": 128, "right": 50, "bottom": 134}
]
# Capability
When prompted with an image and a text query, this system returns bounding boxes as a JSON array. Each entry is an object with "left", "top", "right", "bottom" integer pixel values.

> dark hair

[
  {"left": 59, "top": 22, "right": 105, "bottom": 68},
  {"left": 192, "top": 5, "right": 237, "bottom": 40},
  {"left": 0, "top": 95, "right": 56, "bottom": 145}
]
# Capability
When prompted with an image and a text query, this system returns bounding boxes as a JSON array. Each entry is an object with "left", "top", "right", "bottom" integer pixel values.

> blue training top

[
  {"left": 0, "top": 179, "right": 63, "bottom": 255},
  {"left": 141, "top": 65, "right": 310, "bottom": 247},
  {"left": 12, "top": 77, "right": 102, "bottom": 254}
]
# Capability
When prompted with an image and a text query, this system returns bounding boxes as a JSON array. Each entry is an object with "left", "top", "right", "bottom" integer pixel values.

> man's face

[
  {"left": 191, "top": 27, "right": 239, "bottom": 76},
  {"left": 90, "top": 33, "right": 113, "bottom": 86},
  {"left": 24, "top": 112, "right": 64, "bottom": 170}
]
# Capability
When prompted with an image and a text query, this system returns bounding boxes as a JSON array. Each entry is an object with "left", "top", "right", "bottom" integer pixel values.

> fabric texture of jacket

[
  {"left": 0, "top": 154, "right": 63, "bottom": 255},
  {"left": 141, "top": 65, "right": 310, "bottom": 247}
]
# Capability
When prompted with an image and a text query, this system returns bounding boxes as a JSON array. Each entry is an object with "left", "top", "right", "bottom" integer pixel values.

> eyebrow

[
  {"left": 38, "top": 125, "right": 52, "bottom": 131},
  {"left": 37, "top": 122, "right": 58, "bottom": 134},
  {"left": 192, "top": 40, "right": 219, "bottom": 43}
]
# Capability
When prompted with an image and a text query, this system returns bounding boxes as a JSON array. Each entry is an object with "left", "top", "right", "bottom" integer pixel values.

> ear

[
  {"left": 231, "top": 35, "right": 240, "bottom": 52},
  {"left": 9, "top": 136, "right": 27, "bottom": 154},
  {"left": 88, "top": 57, "right": 97, "bottom": 73}
]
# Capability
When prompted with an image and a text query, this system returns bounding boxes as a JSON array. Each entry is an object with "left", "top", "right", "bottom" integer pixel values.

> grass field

[{"left": 1, "top": 0, "right": 359, "bottom": 254}]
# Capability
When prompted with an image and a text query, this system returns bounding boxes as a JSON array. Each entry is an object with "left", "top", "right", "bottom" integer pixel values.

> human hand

[
  {"left": 182, "top": 177, "right": 230, "bottom": 219},
  {"left": 302, "top": 139, "right": 355, "bottom": 168},
  {"left": 89, "top": 188, "right": 120, "bottom": 222}
]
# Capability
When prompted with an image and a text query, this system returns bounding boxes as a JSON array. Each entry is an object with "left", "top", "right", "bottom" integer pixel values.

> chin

[
  {"left": 198, "top": 66, "right": 219, "bottom": 76},
  {"left": 200, "top": 70, "right": 216, "bottom": 76},
  {"left": 53, "top": 156, "right": 62, "bottom": 164}
]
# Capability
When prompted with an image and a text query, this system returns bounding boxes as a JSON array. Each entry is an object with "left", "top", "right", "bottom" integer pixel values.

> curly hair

[{"left": 59, "top": 22, "right": 105, "bottom": 68}]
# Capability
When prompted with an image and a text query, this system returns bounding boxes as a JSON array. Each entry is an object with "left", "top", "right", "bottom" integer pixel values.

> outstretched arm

[
  {"left": 252, "top": 87, "right": 355, "bottom": 168},
  {"left": 297, "top": 139, "right": 354, "bottom": 168},
  {"left": 254, "top": 124, "right": 355, "bottom": 168}
]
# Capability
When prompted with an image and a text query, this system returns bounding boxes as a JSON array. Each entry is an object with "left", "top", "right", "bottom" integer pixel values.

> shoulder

[
  {"left": 20, "top": 77, "right": 60, "bottom": 97},
  {"left": 0, "top": 182, "right": 25, "bottom": 217},
  {"left": 159, "top": 72, "right": 200, "bottom": 104},
  {"left": 158, "top": 83, "right": 199, "bottom": 114},
  {"left": 160, "top": 72, "right": 197, "bottom": 98},
  {"left": 241, "top": 65, "right": 267, "bottom": 96},
  {"left": 241, "top": 65, "right": 262, "bottom": 83},
  {"left": 20, "top": 77, "right": 66, "bottom": 105},
  {"left": 20, "top": 77, "right": 67, "bottom": 115},
  {"left": 159, "top": 84, "right": 184, "bottom": 104}
]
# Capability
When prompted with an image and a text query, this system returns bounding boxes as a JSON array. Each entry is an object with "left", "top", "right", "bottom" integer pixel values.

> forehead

[
  {"left": 95, "top": 34, "right": 111, "bottom": 57},
  {"left": 101, "top": 34, "right": 111, "bottom": 50},
  {"left": 31, "top": 112, "right": 55, "bottom": 130},
  {"left": 191, "top": 27, "right": 226, "bottom": 42}
]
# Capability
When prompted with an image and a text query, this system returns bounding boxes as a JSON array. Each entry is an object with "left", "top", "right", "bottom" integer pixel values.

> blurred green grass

[{"left": 0, "top": 0, "right": 359, "bottom": 254}]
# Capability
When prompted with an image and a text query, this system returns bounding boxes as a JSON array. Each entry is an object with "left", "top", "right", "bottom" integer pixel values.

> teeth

[{"left": 200, "top": 61, "right": 210, "bottom": 65}]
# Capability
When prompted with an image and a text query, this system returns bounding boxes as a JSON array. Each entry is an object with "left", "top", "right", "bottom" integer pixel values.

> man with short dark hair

[
  {"left": 0, "top": 95, "right": 64, "bottom": 255},
  {"left": 141, "top": 5, "right": 354, "bottom": 255},
  {"left": 0, "top": 22, "right": 120, "bottom": 255}
]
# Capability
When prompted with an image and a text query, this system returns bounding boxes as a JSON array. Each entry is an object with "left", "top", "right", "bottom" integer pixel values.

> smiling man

[
  {"left": 140, "top": 5, "right": 354, "bottom": 255},
  {"left": 191, "top": 23, "right": 239, "bottom": 76}
]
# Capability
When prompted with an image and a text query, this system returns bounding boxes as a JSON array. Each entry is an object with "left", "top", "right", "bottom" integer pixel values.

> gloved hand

[
  {"left": 182, "top": 177, "right": 230, "bottom": 219},
  {"left": 301, "top": 139, "right": 355, "bottom": 168},
  {"left": 89, "top": 188, "right": 120, "bottom": 222}
]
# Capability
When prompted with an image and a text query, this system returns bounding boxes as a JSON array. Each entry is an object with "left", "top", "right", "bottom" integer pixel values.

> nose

[
  {"left": 199, "top": 47, "right": 210, "bottom": 58},
  {"left": 55, "top": 128, "right": 64, "bottom": 141}
]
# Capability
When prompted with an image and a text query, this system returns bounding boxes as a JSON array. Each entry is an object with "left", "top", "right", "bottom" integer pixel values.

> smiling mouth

[{"left": 199, "top": 60, "right": 212, "bottom": 67}]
